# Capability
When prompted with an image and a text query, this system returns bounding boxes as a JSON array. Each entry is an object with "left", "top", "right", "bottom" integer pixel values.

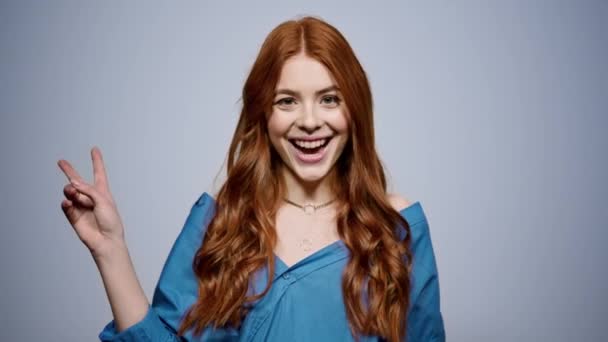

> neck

[{"left": 281, "top": 166, "right": 335, "bottom": 205}]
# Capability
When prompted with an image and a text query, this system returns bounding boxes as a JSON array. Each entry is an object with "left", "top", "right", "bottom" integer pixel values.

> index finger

[{"left": 57, "top": 159, "right": 85, "bottom": 183}]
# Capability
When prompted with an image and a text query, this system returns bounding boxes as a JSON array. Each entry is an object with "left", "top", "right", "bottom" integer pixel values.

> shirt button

[{"left": 282, "top": 273, "right": 291, "bottom": 280}]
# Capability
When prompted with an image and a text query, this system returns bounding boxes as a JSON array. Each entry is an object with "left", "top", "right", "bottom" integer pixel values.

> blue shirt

[{"left": 99, "top": 192, "right": 445, "bottom": 341}]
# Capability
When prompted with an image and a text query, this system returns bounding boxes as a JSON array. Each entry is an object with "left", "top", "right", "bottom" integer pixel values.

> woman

[{"left": 58, "top": 15, "right": 445, "bottom": 342}]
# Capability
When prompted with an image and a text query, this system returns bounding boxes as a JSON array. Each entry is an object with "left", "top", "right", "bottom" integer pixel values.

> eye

[
  {"left": 322, "top": 95, "right": 341, "bottom": 105},
  {"left": 275, "top": 97, "right": 296, "bottom": 106}
]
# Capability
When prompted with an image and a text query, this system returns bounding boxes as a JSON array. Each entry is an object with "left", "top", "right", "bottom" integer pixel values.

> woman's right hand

[{"left": 58, "top": 146, "right": 126, "bottom": 259}]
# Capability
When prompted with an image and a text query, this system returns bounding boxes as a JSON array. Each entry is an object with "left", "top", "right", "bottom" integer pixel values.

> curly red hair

[{"left": 177, "top": 15, "right": 413, "bottom": 342}]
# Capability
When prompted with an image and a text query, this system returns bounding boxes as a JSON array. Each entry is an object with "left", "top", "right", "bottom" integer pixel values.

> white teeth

[{"left": 293, "top": 138, "right": 328, "bottom": 149}]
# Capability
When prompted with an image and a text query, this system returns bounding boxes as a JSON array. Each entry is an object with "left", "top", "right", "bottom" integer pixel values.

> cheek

[
  {"left": 267, "top": 114, "right": 283, "bottom": 138},
  {"left": 330, "top": 110, "right": 350, "bottom": 134},
  {"left": 266, "top": 114, "right": 290, "bottom": 151},
  {"left": 267, "top": 111, "right": 293, "bottom": 133}
]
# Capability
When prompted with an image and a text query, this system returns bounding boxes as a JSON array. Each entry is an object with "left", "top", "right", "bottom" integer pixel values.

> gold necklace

[{"left": 283, "top": 197, "right": 336, "bottom": 215}]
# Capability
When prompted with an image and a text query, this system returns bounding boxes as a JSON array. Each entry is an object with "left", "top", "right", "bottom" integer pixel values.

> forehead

[{"left": 275, "top": 54, "right": 337, "bottom": 93}]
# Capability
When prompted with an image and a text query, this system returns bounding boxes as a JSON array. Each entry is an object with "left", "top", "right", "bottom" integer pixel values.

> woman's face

[{"left": 267, "top": 52, "right": 349, "bottom": 183}]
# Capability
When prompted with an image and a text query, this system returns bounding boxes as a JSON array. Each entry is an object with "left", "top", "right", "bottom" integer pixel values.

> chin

[{"left": 290, "top": 166, "right": 331, "bottom": 183}]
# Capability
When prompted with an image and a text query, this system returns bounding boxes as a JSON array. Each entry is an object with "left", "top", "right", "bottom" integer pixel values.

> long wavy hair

[{"left": 177, "top": 15, "right": 413, "bottom": 342}]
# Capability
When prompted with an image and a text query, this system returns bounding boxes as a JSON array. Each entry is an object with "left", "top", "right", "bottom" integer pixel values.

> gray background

[{"left": 1, "top": 1, "right": 606, "bottom": 341}]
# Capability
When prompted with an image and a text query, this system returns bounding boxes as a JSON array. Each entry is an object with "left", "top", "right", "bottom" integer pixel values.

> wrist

[{"left": 92, "top": 238, "right": 129, "bottom": 265}]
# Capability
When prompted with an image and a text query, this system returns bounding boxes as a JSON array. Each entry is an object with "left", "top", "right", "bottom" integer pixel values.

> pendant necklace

[{"left": 282, "top": 197, "right": 336, "bottom": 252}]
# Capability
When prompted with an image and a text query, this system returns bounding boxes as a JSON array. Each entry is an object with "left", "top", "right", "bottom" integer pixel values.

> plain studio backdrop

[{"left": 1, "top": 1, "right": 606, "bottom": 341}]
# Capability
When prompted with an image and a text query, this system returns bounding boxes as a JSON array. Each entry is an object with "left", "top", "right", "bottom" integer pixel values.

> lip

[
  {"left": 287, "top": 136, "right": 333, "bottom": 164},
  {"left": 288, "top": 135, "right": 333, "bottom": 142}
]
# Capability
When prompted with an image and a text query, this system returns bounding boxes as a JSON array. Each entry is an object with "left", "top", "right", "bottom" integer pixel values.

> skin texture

[
  {"left": 267, "top": 52, "right": 412, "bottom": 209},
  {"left": 267, "top": 52, "right": 350, "bottom": 205}
]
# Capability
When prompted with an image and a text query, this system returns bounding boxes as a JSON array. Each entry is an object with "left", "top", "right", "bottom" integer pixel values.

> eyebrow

[{"left": 274, "top": 85, "right": 340, "bottom": 97}]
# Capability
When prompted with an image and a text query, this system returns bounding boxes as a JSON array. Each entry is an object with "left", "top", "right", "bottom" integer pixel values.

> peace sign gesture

[{"left": 58, "top": 146, "right": 126, "bottom": 259}]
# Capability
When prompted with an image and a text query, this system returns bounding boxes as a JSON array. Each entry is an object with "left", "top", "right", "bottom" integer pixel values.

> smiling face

[{"left": 267, "top": 52, "right": 350, "bottom": 184}]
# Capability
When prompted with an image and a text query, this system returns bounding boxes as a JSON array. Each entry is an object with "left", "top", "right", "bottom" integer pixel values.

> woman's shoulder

[
  {"left": 195, "top": 191, "right": 215, "bottom": 207},
  {"left": 387, "top": 192, "right": 414, "bottom": 212},
  {"left": 388, "top": 193, "right": 439, "bottom": 280},
  {"left": 387, "top": 193, "right": 431, "bottom": 247},
  {"left": 387, "top": 192, "right": 426, "bottom": 225}
]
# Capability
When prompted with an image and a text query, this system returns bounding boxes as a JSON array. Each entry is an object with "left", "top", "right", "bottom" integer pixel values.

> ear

[{"left": 387, "top": 193, "right": 413, "bottom": 212}]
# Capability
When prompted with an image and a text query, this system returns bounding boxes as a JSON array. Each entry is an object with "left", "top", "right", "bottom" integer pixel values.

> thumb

[{"left": 71, "top": 179, "right": 102, "bottom": 206}]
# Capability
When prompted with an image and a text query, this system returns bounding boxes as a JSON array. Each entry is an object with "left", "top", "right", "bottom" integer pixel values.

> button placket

[
  {"left": 281, "top": 271, "right": 298, "bottom": 286},
  {"left": 247, "top": 272, "right": 297, "bottom": 341}
]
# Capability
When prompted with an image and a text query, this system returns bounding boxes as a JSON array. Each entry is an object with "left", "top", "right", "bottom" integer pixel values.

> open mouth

[{"left": 288, "top": 136, "right": 333, "bottom": 155}]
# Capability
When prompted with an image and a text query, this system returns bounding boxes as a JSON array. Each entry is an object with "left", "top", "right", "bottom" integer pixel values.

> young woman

[{"left": 58, "top": 15, "right": 445, "bottom": 342}]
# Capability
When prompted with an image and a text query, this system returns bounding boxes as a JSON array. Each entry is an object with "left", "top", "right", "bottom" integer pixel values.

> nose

[{"left": 296, "top": 103, "right": 322, "bottom": 132}]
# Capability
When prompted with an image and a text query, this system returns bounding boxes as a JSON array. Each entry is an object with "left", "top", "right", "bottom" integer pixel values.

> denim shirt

[{"left": 99, "top": 192, "right": 445, "bottom": 341}]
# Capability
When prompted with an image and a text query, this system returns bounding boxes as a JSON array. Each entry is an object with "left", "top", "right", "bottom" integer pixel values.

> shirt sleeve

[
  {"left": 98, "top": 192, "right": 230, "bottom": 342},
  {"left": 98, "top": 304, "right": 181, "bottom": 342},
  {"left": 405, "top": 217, "right": 446, "bottom": 342}
]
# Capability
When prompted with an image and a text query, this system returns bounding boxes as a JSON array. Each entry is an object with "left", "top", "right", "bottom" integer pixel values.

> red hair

[{"left": 177, "top": 15, "right": 413, "bottom": 342}]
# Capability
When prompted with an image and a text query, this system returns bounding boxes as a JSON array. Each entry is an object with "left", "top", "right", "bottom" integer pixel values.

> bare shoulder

[{"left": 387, "top": 193, "right": 413, "bottom": 212}]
